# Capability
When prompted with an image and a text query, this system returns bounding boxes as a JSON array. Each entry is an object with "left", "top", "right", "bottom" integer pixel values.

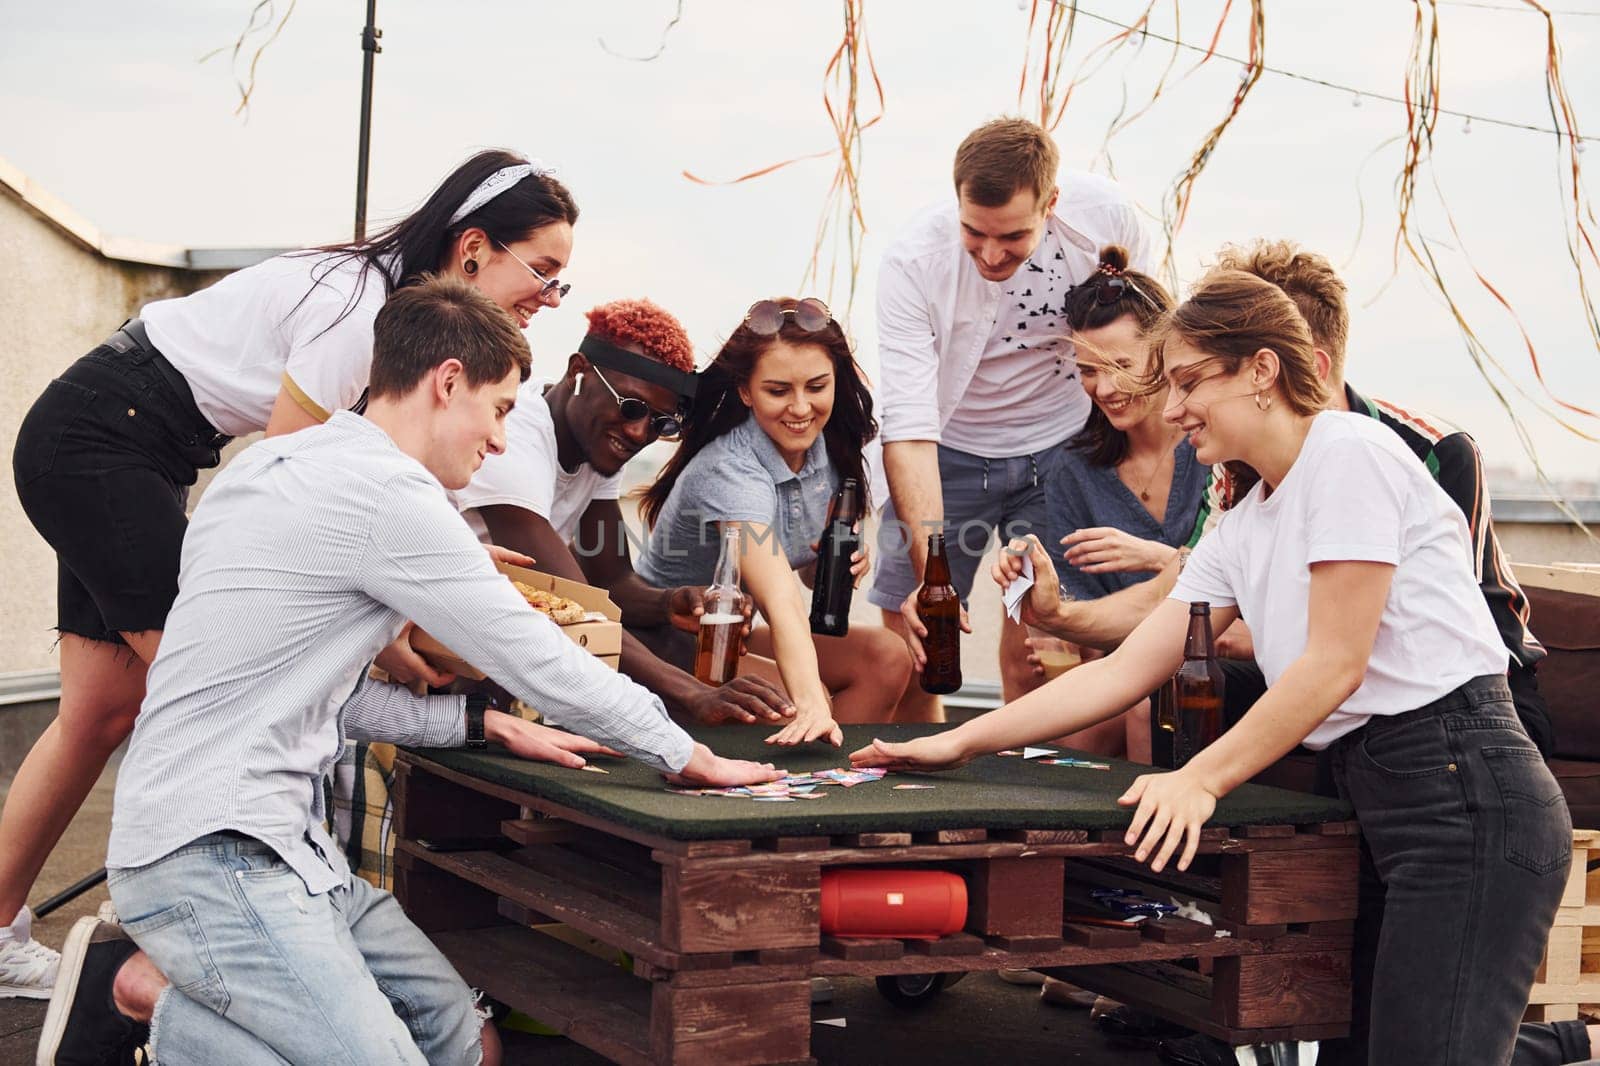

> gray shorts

[{"left": 868, "top": 440, "right": 1066, "bottom": 611}]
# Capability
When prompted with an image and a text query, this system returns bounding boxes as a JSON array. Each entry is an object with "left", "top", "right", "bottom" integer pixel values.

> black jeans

[
  {"left": 1319, "top": 675, "right": 1572, "bottom": 1066},
  {"left": 12, "top": 340, "right": 222, "bottom": 644}
]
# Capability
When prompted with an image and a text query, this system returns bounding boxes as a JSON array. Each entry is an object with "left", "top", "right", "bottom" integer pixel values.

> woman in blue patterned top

[
  {"left": 1036, "top": 246, "right": 1205, "bottom": 758},
  {"left": 638, "top": 299, "right": 910, "bottom": 746}
]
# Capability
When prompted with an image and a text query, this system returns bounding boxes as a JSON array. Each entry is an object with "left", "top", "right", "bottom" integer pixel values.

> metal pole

[
  {"left": 354, "top": 0, "right": 382, "bottom": 242},
  {"left": 32, "top": 868, "right": 108, "bottom": 919}
]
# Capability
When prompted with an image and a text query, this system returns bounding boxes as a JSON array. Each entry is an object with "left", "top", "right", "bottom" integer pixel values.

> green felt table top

[{"left": 406, "top": 724, "right": 1352, "bottom": 842}]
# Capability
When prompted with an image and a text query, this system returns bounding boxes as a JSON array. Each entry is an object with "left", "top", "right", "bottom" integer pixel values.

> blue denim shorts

[
  {"left": 108, "top": 833, "right": 482, "bottom": 1066},
  {"left": 869, "top": 439, "right": 1067, "bottom": 610}
]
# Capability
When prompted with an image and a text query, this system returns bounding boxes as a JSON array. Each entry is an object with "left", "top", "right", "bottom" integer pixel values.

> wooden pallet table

[
  {"left": 392, "top": 725, "right": 1360, "bottom": 1066},
  {"left": 1526, "top": 829, "right": 1600, "bottom": 1023}
]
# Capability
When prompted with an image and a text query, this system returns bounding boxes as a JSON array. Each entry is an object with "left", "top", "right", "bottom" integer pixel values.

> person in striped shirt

[{"left": 35, "top": 278, "right": 781, "bottom": 1066}]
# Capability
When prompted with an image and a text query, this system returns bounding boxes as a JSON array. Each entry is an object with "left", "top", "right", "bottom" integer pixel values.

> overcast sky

[{"left": 4, "top": 0, "right": 1598, "bottom": 482}]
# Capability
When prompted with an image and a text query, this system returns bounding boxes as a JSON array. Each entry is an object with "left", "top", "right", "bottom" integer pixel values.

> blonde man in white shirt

[
  {"left": 855, "top": 269, "right": 1570, "bottom": 1066},
  {"left": 2, "top": 149, "right": 578, "bottom": 997},
  {"left": 870, "top": 117, "right": 1151, "bottom": 720}
]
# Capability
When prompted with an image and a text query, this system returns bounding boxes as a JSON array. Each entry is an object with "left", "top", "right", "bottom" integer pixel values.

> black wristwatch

[{"left": 464, "top": 692, "right": 490, "bottom": 750}]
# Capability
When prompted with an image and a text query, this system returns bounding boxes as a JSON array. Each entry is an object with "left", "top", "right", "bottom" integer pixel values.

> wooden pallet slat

[{"left": 394, "top": 754, "right": 1360, "bottom": 1062}]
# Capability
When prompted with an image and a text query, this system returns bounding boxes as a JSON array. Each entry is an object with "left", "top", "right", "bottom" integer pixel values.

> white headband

[{"left": 447, "top": 160, "right": 553, "bottom": 227}]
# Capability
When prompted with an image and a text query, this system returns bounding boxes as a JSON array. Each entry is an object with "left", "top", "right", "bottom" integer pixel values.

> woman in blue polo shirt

[{"left": 638, "top": 298, "right": 910, "bottom": 746}]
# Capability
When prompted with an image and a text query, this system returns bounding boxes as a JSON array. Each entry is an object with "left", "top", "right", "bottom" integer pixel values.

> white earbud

[{"left": 573, "top": 372, "right": 584, "bottom": 396}]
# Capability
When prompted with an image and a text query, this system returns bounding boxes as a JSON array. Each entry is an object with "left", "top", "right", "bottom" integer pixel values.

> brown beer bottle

[
  {"left": 695, "top": 527, "right": 743, "bottom": 686},
  {"left": 1173, "top": 602, "right": 1225, "bottom": 768},
  {"left": 917, "top": 533, "right": 963, "bottom": 695},
  {"left": 810, "top": 478, "right": 863, "bottom": 638},
  {"left": 1151, "top": 676, "right": 1178, "bottom": 771}
]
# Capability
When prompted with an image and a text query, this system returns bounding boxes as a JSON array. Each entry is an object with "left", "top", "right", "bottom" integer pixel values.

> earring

[
  {"left": 573, "top": 373, "right": 583, "bottom": 396},
  {"left": 463, "top": 259, "right": 478, "bottom": 276},
  {"left": 1254, "top": 391, "right": 1272, "bottom": 412}
]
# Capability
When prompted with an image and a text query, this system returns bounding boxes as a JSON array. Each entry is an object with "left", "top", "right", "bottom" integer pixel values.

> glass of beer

[{"left": 695, "top": 526, "right": 743, "bottom": 686}]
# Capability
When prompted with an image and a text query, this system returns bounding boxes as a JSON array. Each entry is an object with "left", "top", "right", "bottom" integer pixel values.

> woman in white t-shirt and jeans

[
  {"left": 1, "top": 149, "right": 577, "bottom": 996},
  {"left": 852, "top": 268, "right": 1571, "bottom": 1065}
]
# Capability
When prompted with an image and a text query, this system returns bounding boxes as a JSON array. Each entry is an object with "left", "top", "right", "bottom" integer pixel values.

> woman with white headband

[{"left": 2, "top": 149, "right": 576, "bottom": 1000}]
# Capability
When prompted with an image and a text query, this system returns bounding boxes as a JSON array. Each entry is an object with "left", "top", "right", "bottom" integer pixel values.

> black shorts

[{"left": 12, "top": 338, "right": 226, "bottom": 645}]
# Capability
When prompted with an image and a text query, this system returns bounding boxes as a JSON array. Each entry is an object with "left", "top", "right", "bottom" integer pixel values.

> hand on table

[
  {"left": 378, "top": 623, "right": 456, "bottom": 689},
  {"left": 1117, "top": 769, "right": 1219, "bottom": 874},
  {"left": 897, "top": 589, "right": 972, "bottom": 672},
  {"left": 686, "top": 677, "right": 795, "bottom": 726},
  {"left": 848, "top": 731, "right": 971, "bottom": 773},
  {"left": 484, "top": 711, "right": 625, "bottom": 769},
  {"left": 1062, "top": 527, "right": 1174, "bottom": 575},
  {"left": 765, "top": 701, "right": 843, "bottom": 748},
  {"left": 667, "top": 743, "right": 785, "bottom": 788}
]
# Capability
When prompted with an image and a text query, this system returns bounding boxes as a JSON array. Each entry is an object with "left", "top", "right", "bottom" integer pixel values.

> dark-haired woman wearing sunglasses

[{"left": 637, "top": 298, "right": 911, "bottom": 745}]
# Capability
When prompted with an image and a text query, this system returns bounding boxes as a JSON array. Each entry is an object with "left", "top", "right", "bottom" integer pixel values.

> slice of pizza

[{"left": 511, "top": 580, "right": 588, "bottom": 625}]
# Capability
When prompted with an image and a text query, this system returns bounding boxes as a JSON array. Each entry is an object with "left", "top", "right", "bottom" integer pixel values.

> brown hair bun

[{"left": 1097, "top": 245, "right": 1130, "bottom": 273}]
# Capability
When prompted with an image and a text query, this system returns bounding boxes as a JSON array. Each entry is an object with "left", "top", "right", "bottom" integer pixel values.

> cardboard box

[{"left": 409, "top": 562, "right": 622, "bottom": 681}]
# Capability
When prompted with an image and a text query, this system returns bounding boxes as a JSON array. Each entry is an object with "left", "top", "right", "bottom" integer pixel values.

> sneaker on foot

[
  {"left": 34, "top": 916, "right": 147, "bottom": 1066},
  {"left": 1, "top": 907, "right": 60, "bottom": 1000},
  {"left": 95, "top": 903, "right": 118, "bottom": 926}
]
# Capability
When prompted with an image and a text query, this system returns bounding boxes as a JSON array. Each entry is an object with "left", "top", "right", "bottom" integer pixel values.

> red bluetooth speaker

[{"left": 819, "top": 868, "right": 968, "bottom": 940}]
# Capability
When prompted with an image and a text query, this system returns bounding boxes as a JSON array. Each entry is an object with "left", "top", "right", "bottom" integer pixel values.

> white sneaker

[
  {"left": 96, "top": 902, "right": 119, "bottom": 925},
  {"left": 0, "top": 920, "right": 60, "bottom": 1000}
]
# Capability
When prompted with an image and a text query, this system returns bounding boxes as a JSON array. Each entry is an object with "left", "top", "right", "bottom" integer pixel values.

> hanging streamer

[{"left": 683, "top": 0, "right": 882, "bottom": 320}]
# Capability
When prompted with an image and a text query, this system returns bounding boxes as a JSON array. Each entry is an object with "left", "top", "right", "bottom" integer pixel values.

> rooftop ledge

[
  {"left": 1495, "top": 497, "right": 1600, "bottom": 524},
  {"left": 1, "top": 153, "right": 286, "bottom": 271}
]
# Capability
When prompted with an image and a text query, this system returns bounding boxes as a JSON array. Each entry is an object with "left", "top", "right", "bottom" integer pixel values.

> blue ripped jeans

[{"left": 108, "top": 833, "right": 481, "bottom": 1066}]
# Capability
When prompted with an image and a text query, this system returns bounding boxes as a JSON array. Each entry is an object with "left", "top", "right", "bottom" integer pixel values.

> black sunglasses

[{"left": 589, "top": 365, "right": 683, "bottom": 441}]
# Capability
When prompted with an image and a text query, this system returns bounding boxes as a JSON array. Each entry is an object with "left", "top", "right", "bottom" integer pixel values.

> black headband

[{"left": 578, "top": 335, "right": 698, "bottom": 400}]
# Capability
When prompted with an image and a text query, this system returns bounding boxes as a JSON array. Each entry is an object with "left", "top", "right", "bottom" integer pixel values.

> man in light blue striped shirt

[{"left": 37, "top": 279, "right": 780, "bottom": 1066}]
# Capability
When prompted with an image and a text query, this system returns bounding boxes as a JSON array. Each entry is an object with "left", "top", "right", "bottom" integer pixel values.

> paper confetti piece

[
  {"left": 1022, "top": 747, "right": 1057, "bottom": 760},
  {"left": 892, "top": 783, "right": 936, "bottom": 790},
  {"left": 580, "top": 765, "right": 610, "bottom": 774},
  {"left": 815, "top": 1018, "right": 847, "bottom": 1028},
  {"left": 1039, "top": 758, "right": 1110, "bottom": 770},
  {"left": 997, "top": 750, "right": 1023, "bottom": 757}
]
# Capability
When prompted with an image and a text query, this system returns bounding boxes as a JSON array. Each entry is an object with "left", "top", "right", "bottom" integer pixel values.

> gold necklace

[{"left": 1123, "top": 430, "right": 1183, "bottom": 502}]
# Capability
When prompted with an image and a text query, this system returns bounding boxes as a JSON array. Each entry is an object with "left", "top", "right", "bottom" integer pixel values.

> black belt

[{"left": 104, "top": 318, "right": 233, "bottom": 451}]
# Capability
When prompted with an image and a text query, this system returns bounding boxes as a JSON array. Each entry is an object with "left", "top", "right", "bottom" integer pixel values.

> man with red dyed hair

[{"left": 455, "top": 298, "right": 794, "bottom": 726}]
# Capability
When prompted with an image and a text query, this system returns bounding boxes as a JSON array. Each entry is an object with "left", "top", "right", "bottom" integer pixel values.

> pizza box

[{"left": 409, "top": 562, "right": 622, "bottom": 681}]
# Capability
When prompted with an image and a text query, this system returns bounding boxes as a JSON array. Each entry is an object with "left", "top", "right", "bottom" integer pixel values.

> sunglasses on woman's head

[
  {"left": 588, "top": 365, "right": 683, "bottom": 440},
  {"left": 744, "top": 298, "right": 833, "bottom": 336}
]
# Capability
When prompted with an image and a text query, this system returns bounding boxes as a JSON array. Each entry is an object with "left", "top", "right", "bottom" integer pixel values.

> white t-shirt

[
  {"left": 1171, "top": 412, "right": 1507, "bottom": 749},
  {"left": 454, "top": 379, "right": 622, "bottom": 544},
  {"left": 941, "top": 226, "right": 1090, "bottom": 456},
  {"left": 142, "top": 252, "right": 394, "bottom": 438}
]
